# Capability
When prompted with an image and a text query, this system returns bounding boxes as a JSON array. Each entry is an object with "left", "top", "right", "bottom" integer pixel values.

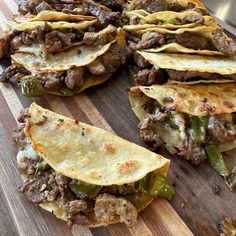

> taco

[
  {"left": 131, "top": 51, "right": 236, "bottom": 85},
  {"left": 14, "top": 103, "right": 173, "bottom": 227},
  {"left": 125, "top": 0, "right": 208, "bottom": 15},
  {"left": 128, "top": 84, "right": 236, "bottom": 179},
  {"left": 124, "top": 24, "right": 236, "bottom": 57},
  {"left": 16, "top": 0, "right": 121, "bottom": 27},
  {"left": 0, "top": 25, "right": 128, "bottom": 96},
  {"left": 123, "top": 9, "right": 215, "bottom": 29}
]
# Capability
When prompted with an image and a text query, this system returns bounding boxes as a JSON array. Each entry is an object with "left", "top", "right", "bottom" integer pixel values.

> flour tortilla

[
  {"left": 137, "top": 51, "right": 236, "bottom": 76},
  {"left": 129, "top": 84, "right": 236, "bottom": 151},
  {"left": 25, "top": 103, "right": 170, "bottom": 186}
]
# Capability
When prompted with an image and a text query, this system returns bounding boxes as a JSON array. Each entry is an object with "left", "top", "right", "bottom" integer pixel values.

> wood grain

[{"left": 0, "top": 1, "right": 235, "bottom": 236}]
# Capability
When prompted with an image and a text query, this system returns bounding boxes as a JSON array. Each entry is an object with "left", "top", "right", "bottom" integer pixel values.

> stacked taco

[
  {"left": 14, "top": 103, "right": 173, "bottom": 227},
  {"left": 0, "top": 0, "right": 128, "bottom": 96},
  {"left": 125, "top": 0, "right": 236, "bottom": 185}
]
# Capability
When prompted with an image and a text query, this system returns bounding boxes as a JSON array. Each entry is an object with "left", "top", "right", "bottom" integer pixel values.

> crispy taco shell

[
  {"left": 18, "top": 103, "right": 170, "bottom": 226},
  {"left": 14, "top": 10, "right": 96, "bottom": 23},
  {"left": 25, "top": 103, "right": 170, "bottom": 185},
  {"left": 129, "top": 84, "right": 236, "bottom": 152},
  {"left": 137, "top": 51, "right": 236, "bottom": 76}
]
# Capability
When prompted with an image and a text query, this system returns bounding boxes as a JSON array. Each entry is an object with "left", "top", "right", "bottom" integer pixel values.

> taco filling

[
  {"left": 130, "top": 51, "right": 236, "bottom": 85},
  {"left": 125, "top": 27, "right": 236, "bottom": 56},
  {"left": 0, "top": 24, "right": 128, "bottom": 96},
  {"left": 14, "top": 103, "right": 173, "bottom": 227},
  {"left": 125, "top": 0, "right": 208, "bottom": 15},
  {"left": 129, "top": 84, "right": 236, "bottom": 174}
]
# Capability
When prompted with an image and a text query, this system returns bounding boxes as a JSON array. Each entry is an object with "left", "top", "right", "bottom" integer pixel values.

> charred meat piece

[
  {"left": 166, "top": 69, "right": 236, "bottom": 82},
  {"left": 167, "top": 32, "right": 214, "bottom": 50},
  {"left": 100, "top": 44, "right": 128, "bottom": 73},
  {"left": 134, "top": 67, "right": 165, "bottom": 85},
  {"left": 95, "top": 193, "right": 138, "bottom": 226},
  {"left": 212, "top": 27, "right": 236, "bottom": 56},
  {"left": 183, "top": 138, "right": 207, "bottom": 165},
  {"left": 65, "top": 67, "right": 85, "bottom": 90},
  {"left": 182, "top": 14, "right": 204, "bottom": 25},
  {"left": 135, "top": 0, "right": 168, "bottom": 13},
  {"left": 83, "top": 3, "right": 121, "bottom": 27},
  {"left": 134, "top": 54, "right": 150, "bottom": 68},
  {"left": 87, "top": 59, "right": 106, "bottom": 75},
  {"left": 18, "top": 175, "right": 49, "bottom": 204},
  {"left": 17, "top": 156, "right": 39, "bottom": 175},
  {"left": 66, "top": 200, "right": 90, "bottom": 228},
  {"left": 131, "top": 31, "right": 165, "bottom": 50},
  {"left": 207, "top": 115, "right": 236, "bottom": 144},
  {"left": 0, "top": 65, "right": 28, "bottom": 83},
  {"left": 44, "top": 31, "right": 76, "bottom": 53}
]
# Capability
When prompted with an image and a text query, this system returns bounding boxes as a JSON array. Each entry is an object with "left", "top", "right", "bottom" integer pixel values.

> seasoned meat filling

[
  {"left": 83, "top": 3, "right": 121, "bottom": 27},
  {"left": 135, "top": 0, "right": 168, "bottom": 13},
  {"left": 137, "top": 99, "right": 236, "bottom": 166},
  {"left": 212, "top": 27, "right": 236, "bottom": 56},
  {"left": 130, "top": 31, "right": 215, "bottom": 51},
  {"left": 207, "top": 115, "right": 236, "bottom": 144}
]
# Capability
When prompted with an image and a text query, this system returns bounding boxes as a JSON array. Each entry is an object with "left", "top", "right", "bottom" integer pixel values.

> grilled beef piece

[
  {"left": 66, "top": 200, "right": 91, "bottom": 228},
  {"left": 17, "top": 157, "right": 38, "bottom": 175},
  {"left": 183, "top": 139, "right": 207, "bottom": 165},
  {"left": 130, "top": 31, "right": 214, "bottom": 51},
  {"left": 44, "top": 31, "right": 76, "bottom": 53},
  {"left": 95, "top": 193, "right": 138, "bottom": 226},
  {"left": 18, "top": 174, "right": 49, "bottom": 204},
  {"left": 138, "top": 110, "right": 171, "bottom": 150},
  {"left": 166, "top": 32, "right": 214, "bottom": 50},
  {"left": 212, "top": 27, "right": 236, "bottom": 56},
  {"left": 135, "top": 67, "right": 165, "bottom": 85},
  {"left": 131, "top": 31, "right": 165, "bottom": 50},
  {"left": 87, "top": 59, "right": 106, "bottom": 75},
  {"left": 166, "top": 69, "right": 236, "bottom": 82},
  {"left": 83, "top": 25, "right": 117, "bottom": 46},
  {"left": 0, "top": 65, "right": 28, "bottom": 83},
  {"left": 207, "top": 115, "right": 236, "bottom": 144},
  {"left": 100, "top": 44, "right": 128, "bottom": 73},
  {"left": 182, "top": 14, "right": 204, "bottom": 25},
  {"left": 135, "top": 0, "right": 167, "bottom": 13},
  {"left": 83, "top": 3, "right": 121, "bottom": 27},
  {"left": 65, "top": 67, "right": 85, "bottom": 89},
  {"left": 134, "top": 54, "right": 150, "bottom": 68}
]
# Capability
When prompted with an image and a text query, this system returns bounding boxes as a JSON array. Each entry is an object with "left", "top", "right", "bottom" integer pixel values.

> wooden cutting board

[{"left": 0, "top": 1, "right": 236, "bottom": 235}]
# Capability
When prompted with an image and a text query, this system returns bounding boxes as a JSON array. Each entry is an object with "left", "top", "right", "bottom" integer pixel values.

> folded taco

[
  {"left": 125, "top": 25, "right": 236, "bottom": 57},
  {"left": 123, "top": 9, "right": 215, "bottom": 29},
  {"left": 128, "top": 84, "right": 236, "bottom": 179},
  {"left": 14, "top": 103, "right": 173, "bottom": 227},
  {"left": 125, "top": 0, "right": 208, "bottom": 15},
  {"left": 0, "top": 24, "right": 128, "bottom": 96},
  {"left": 16, "top": 0, "right": 121, "bottom": 27},
  {"left": 132, "top": 51, "right": 236, "bottom": 85}
]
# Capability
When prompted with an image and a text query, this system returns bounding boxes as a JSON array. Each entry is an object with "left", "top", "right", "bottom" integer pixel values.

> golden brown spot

[
  {"left": 85, "top": 127, "right": 92, "bottom": 133},
  {"left": 103, "top": 143, "right": 116, "bottom": 154},
  {"left": 156, "top": 155, "right": 161, "bottom": 161},
  {"left": 117, "top": 160, "right": 139, "bottom": 174},
  {"left": 87, "top": 169, "right": 99, "bottom": 179}
]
